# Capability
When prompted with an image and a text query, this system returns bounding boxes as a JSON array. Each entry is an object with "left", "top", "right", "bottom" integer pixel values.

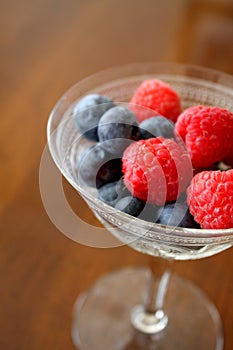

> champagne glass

[{"left": 46, "top": 63, "right": 233, "bottom": 350}]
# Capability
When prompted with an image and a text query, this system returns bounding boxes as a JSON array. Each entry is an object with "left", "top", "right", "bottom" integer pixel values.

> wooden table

[{"left": 1, "top": 1, "right": 233, "bottom": 349}]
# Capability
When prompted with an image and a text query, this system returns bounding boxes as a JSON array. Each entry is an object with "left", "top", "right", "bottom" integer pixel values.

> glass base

[{"left": 71, "top": 267, "right": 223, "bottom": 350}]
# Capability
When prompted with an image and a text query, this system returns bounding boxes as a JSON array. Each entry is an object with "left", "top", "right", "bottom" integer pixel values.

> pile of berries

[{"left": 74, "top": 79, "right": 233, "bottom": 230}]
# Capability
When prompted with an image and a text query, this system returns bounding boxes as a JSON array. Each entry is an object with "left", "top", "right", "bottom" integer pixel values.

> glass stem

[
  {"left": 131, "top": 256, "right": 173, "bottom": 334},
  {"left": 145, "top": 256, "right": 172, "bottom": 314}
]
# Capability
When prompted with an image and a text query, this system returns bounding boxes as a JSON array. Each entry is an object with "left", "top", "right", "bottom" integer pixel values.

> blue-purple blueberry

[
  {"left": 98, "top": 180, "right": 130, "bottom": 207},
  {"left": 156, "top": 202, "right": 200, "bottom": 228},
  {"left": 78, "top": 143, "right": 122, "bottom": 188},
  {"left": 140, "top": 116, "right": 175, "bottom": 139},
  {"left": 73, "top": 94, "right": 115, "bottom": 141},
  {"left": 98, "top": 106, "right": 140, "bottom": 155},
  {"left": 115, "top": 196, "right": 145, "bottom": 217}
]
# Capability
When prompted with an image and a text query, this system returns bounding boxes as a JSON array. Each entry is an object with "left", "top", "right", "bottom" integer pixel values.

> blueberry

[
  {"left": 156, "top": 202, "right": 200, "bottom": 228},
  {"left": 98, "top": 106, "right": 140, "bottom": 155},
  {"left": 98, "top": 180, "right": 130, "bottom": 207},
  {"left": 140, "top": 116, "right": 175, "bottom": 139},
  {"left": 139, "top": 203, "right": 159, "bottom": 222},
  {"left": 115, "top": 196, "right": 145, "bottom": 217},
  {"left": 77, "top": 143, "right": 122, "bottom": 188},
  {"left": 73, "top": 94, "right": 115, "bottom": 141}
]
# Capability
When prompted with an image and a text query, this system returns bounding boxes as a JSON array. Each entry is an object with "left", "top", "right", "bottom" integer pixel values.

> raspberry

[
  {"left": 224, "top": 154, "right": 233, "bottom": 168},
  {"left": 187, "top": 170, "right": 233, "bottom": 229},
  {"left": 122, "top": 137, "right": 192, "bottom": 205},
  {"left": 175, "top": 105, "right": 233, "bottom": 169},
  {"left": 130, "top": 79, "right": 182, "bottom": 123}
]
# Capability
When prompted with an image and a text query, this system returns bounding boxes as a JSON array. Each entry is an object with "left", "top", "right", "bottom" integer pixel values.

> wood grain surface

[{"left": 1, "top": 1, "right": 233, "bottom": 349}]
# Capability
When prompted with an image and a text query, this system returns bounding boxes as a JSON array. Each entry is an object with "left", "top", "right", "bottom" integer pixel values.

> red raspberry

[
  {"left": 122, "top": 137, "right": 192, "bottom": 205},
  {"left": 175, "top": 105, "right": 233, "bottom": 169},
  {"left": 130, "top": 79, "right": 182, "bottom": 123},
  {"left": 224, "top": 154, "right": 233, "bottom": 168},
  {"left": 187, "top": 170, "right": 233, "bottom": 229}
]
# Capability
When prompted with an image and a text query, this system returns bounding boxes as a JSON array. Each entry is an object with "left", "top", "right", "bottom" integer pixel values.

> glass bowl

[{"left": 47, "top": 62, "right": 233, "bottom": 260}]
